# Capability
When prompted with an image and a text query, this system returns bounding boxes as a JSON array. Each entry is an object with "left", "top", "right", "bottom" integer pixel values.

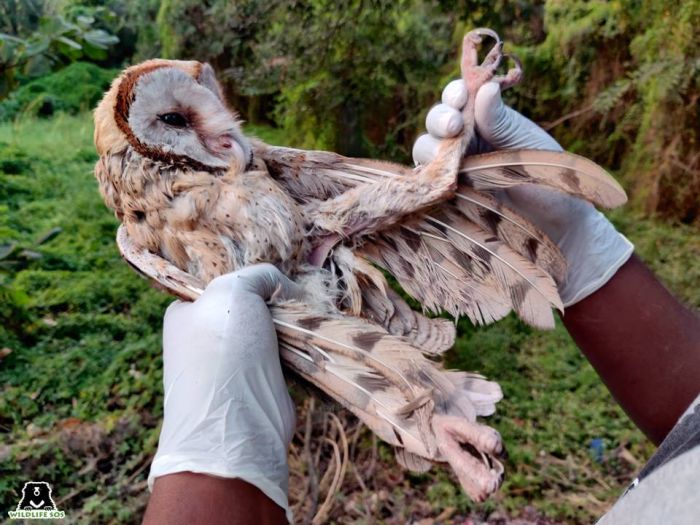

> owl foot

[
  {"left": 432, "top": 414, "right": 505, "bottom": 502},
  {"left": 461, "top": 28, "right": 522, "bottom": 94},
  {"left": 495, "top": 53, "right": 523, "bottom": 91}
]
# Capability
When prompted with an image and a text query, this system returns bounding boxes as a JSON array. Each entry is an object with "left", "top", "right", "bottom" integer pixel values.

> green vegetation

[
  {"left": 516, "top": 1, "right": 700, "bottom": 224},
  {"left": 0, "top": 2, "right": 118, "bottom": 97},
  {"left": 0, "top": 61, "right": 117, "bottom": 121}
]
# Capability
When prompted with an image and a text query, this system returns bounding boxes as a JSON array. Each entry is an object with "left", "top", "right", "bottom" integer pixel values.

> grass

[{"left": 0, "top": 112, "right": 698, "bottom": 524}]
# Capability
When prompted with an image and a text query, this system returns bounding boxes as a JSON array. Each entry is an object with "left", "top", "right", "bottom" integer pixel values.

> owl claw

[
  {"left": 462, "top": 28, "right": 502, "bottom": 73},
  {"left": 461, "top": 28, "right": 523, "bottom": 94},
  {"left": 494, "top": 53, "right": 523, "bottom": 91},
  {"left": 432, "top": 414, "right": 504, "bottom": 501},
  {"left": 465, "top": 27, "right": 501, "bottom": 47}
]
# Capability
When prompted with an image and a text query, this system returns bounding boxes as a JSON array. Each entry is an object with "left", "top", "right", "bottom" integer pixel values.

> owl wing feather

[
  {"left": 330, "top": 244, "right": 456, "bottom": 353},
  {"left": 256, "top": 143, "right": 627, "bottom": 328},
  {"left": 116, "top": 225, "right": 504, "bottom": 501}
]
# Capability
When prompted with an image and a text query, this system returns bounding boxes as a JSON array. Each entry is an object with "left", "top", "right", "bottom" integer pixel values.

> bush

[
  {"left": 0, "top": 62, "right": 117, "bottom": 121},
  {"left": 514, "top": 0, "right": 700, "bottom": 225}
]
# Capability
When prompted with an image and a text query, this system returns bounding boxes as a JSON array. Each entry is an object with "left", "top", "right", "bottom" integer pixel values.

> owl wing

[
  {"left": 255, "top": 143, "right": 627, "bottom": 329},
  {"left": 116, "top": 225, "right": 505, "bottom": 501}
]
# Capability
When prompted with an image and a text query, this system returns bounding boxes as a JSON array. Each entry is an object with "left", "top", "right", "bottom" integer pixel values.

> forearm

[
  {"left": 143, "top": 473, "right": 287, "bottom": 525},
  {"left": 563, "top": 254, "right": 700, "bottom": 444}
]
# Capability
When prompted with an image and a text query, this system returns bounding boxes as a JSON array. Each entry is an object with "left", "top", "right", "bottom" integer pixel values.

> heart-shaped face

[{"left": 96, "top": 60, "right": 251, "bottom": 174}]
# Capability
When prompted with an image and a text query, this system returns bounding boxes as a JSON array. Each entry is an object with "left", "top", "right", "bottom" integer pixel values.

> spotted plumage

[{"left": 94, "top": 30, "right": 626, "bottom": 501}]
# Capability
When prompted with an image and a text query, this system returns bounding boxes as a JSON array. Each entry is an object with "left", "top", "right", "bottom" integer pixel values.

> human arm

[
  {"left": 563, "top": 254, "right": 700, "bottom": 444},
  {"left": 144, "top": 474, "right": 286, "bottom": 525},
  {"left": 142, "top": 264, "right": 302, "bottom": 525},
  {"left": 415, "top": 81, "right": 700, "bottom": 444}
]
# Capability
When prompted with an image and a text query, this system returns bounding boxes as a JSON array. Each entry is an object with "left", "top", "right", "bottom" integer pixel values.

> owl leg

[
  {"left": 310, "top": 163, "right": 458, "bottom": 239},
  {"left": 309, "top": 29, "right": 522, "bottom": 245}
]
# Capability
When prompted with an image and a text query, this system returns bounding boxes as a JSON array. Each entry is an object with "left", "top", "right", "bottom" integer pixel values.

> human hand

[
  {"left": 412, "top": 80, "right": 633, "bottom": 306},
  {"left": 148, "top": 263, "right": 302, "bottom": 523}
]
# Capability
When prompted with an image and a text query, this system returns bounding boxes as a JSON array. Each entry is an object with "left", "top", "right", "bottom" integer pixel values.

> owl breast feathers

[
  {"left": 94, "top": 47, "right": 626, "bottom": 502},
  {"left": 94, "top": 59, "right": 309, "bottom": 282}
]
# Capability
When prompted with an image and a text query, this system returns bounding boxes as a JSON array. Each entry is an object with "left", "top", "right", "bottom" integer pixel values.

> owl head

[{"left": 94, "top": 59, "right": 251, "bottom": 173}]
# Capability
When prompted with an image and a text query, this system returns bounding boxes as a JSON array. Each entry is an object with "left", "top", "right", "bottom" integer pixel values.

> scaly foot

[
  {"left": 461, "top": 28, "right": 523, "bottom": 94},
  {"left": 432, "top": 414, "right": 505, "bottom": 502}
]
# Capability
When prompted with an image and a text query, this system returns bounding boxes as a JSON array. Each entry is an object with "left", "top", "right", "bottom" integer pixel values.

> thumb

[
  {"left": 474, "top": 81, "right": 563, "bottom": 152},
  {"left": 230, "top": 263, "right": 303, "bottom": 303},
  {"left": 473, "top": 82, "right": 507, "bottom": 145}
]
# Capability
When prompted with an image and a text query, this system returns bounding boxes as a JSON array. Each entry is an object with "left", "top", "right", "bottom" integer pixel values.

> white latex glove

[
  {"left": 413, "top": 80, "right": 633, "bottom": 306},
  {"left": 148, "top": 263, "right": 302, "bottom": 523}
]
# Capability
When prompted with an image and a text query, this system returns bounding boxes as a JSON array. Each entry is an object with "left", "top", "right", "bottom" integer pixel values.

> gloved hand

[
  {"left": 413, "top": 80, "right": 633, "bottom": 306},
  {"left": 148, "top": 263, "right": 301, "bottom": 523}
]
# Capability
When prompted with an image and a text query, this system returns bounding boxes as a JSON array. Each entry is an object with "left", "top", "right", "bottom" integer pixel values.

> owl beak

[
  {"left": 209, "top": 133, "right": 235, "bottom": 153},
  {"left": 206, "top": 132, "right": 250, "bottom": 172},
  {"left": 206, "top": 133, "right": 241, "bottom": 158}
]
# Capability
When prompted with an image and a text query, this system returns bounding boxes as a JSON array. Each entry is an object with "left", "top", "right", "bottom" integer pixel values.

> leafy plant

[
  {"left": 0, "top": 227, "right": 62, "bottom": 272},
  {"left": 0, "top": 61, "right": 117, "bottom": 120},
  {"left": 514, "top": 0, "right": 700, "bottom": 224},
  {"left": 0, "top": 2, "right": 118, "bottom": 98}
]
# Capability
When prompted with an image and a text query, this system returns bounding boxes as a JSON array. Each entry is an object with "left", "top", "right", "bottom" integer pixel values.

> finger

[
  {"left": 441, "top": 79, "right": 468, "bottom": 109},
  {"left": 473, "top": 81, "right": 503, "bottom": 136},
  {"left": 163, "top": 299, "right": 191, "bottom": 326},
  {"left": 239, "top": 263, "right": 303, "bottom": 302},
  {"left": 426, "top": 103, "right": 464, "bottom": 139},
  {"left": 503, "top": 185, "right": 593, "bottom": 238},
  {"left": 474, "top": 81, "right": 563, "bottom": 152},
  {"left": 412, "top": 133, "right": 442, "bottom": 166},
  {"left": 208, "top": 263, "right": 303, "bottom": 303},
  {"left": 264, "top": 269, "right": 304, "bottom": 304}
]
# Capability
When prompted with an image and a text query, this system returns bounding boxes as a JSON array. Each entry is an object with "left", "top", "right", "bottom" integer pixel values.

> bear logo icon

[{"left": 16, "top": 482, "right": 57, "bottom": 511}]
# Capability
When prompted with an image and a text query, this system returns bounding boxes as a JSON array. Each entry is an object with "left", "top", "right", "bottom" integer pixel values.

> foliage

[
  {"left": 514, "top": 0, "right": 700, "bottom": 224},
  {"left": 258, "top": 0, "right": 455, "bottom": 158},
  {"left": 0, "top": 0, "right": 119, "bottom": 98},
  {"left": 152, "top": 0, "right": 454, "bottom": 157},
  {"left": 153, "top": 0, "right": 283, "bottom": 121},
  {"left": 0, "top": 114, "right": 170, "bottom": 523},
  {"left": 1, "top": 113, "right": 698, "bottom": 523},
  {"left": 0, "top": 61, "right": 117, "bottom": 121}
]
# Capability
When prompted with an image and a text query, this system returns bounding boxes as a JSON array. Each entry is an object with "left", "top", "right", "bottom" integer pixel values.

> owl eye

[{"left": 158, "top": 112, "right": 188, "bottom": 127}]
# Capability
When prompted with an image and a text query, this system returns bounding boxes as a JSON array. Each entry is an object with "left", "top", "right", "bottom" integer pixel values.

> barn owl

[{"left": 93, "top": 29, "right": 626, "bottom": 501}]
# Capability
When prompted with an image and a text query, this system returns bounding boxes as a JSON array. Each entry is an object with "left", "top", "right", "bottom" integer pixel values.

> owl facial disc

[{"left": 122, "top": 64, "right": 251, "bottom": 172}]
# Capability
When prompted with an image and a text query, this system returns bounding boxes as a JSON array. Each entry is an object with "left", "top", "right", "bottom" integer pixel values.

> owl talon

[
  {"left": 459, "top": 28, "right": 524, "bottom": 95},
  {"left": 462, "top": 28, "right": 502, "bottom": 71},
  {"left": 461, "top": 28, "right": 506, "bottom": 93},
  {"left": 465, "top": 27, "right": 501, "bottom": 48},
  {"left": 432, "top": 415, "right": 504, "bottom": 501},
  {"left": 492, "top": 53, "right": 523, "bottom": 91}
]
